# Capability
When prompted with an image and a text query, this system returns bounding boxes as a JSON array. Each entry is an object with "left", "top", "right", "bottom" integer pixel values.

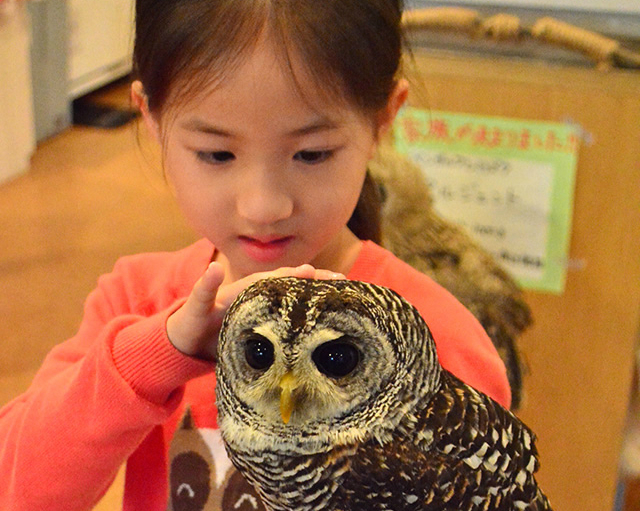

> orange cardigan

[{"left": 0, "top": 239, "right": 510, "bottom": 510}]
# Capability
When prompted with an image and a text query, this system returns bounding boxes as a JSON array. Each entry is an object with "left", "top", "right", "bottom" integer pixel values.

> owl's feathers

[
  {"left": 370, "top": 144, "right": 532, "bottom": 409},
  {"left": 216, "top": 277, "right": 551, "bottom": 511}
]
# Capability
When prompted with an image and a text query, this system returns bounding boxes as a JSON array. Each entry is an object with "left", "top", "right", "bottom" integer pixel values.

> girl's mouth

[{"left": 238, "top": 236, "right": 294, "bottom": 263}]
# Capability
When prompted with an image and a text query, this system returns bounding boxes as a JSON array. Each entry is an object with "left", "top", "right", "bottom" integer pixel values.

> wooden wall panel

[{"left": 406, "top": 51, "right": 640, "bottom": 511}]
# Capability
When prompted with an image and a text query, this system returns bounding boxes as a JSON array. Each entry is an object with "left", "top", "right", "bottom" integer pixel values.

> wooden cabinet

[{"left": 406, "top": 50, "right": 640, "bottom": 511}]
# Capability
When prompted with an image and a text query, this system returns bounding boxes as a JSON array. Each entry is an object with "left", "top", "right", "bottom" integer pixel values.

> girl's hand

[{"left": 166, "top": 262, "right": 344, "bottom": 360}]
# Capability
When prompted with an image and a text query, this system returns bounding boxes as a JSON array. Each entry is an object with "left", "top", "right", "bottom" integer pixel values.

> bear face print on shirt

[{"left": 167, "top": 408, "right": 266, "bottom": 511}]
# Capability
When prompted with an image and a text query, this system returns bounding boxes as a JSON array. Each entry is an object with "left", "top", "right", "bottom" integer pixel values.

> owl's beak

[{"left": 279, "top": 372, "right": 298, "bottom": 424}]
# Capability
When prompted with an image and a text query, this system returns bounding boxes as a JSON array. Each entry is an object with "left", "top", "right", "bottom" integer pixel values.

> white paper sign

[
  {"left": 394, "top": 107, "right": 579, "bottom": 293},
  {"left": 406, "top": 148, "right": 554, "bottom": 281}
]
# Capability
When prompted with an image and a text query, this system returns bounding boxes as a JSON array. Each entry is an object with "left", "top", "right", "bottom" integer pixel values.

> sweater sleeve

[{"left": 0, "top": 259, "right": 213, "bottom": 511}]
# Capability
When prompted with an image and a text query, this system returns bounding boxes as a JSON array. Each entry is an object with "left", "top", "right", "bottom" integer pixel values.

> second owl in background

[{"left": 216, "top": 277, "right": 552, "bottom": 511}]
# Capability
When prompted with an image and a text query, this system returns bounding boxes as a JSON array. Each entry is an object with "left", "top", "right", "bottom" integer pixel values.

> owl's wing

[
  {"left": 407, "top": 371, "right": 553, "bottom": 510},
  {"left": 337, "top": 370, "right": 553, "bottom": 509},
  {"left": 340, "top": 433, "right": 508, "bottom": 510}
]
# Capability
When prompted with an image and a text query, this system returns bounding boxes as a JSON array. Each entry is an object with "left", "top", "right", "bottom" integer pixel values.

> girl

[{"left": 0, "top": 0, "right": 510, "bottom": 509}]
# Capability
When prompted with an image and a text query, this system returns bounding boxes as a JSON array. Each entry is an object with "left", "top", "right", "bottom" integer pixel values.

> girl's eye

[
  {"left": 293, "top": 150, "right": 333, "bottom": 164},
  {"left": 196, "top": 151, "right": 235, "bottom": 164}
]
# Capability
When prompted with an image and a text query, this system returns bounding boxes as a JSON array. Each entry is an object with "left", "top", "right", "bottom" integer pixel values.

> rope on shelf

[{"left": 402, "top": 7, "right": 640, "bottom": 70}]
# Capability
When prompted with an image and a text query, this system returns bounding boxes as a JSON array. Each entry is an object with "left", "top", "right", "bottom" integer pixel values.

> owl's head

[{"left": 215, "top": 278, "right": 441, "bottom": 453}]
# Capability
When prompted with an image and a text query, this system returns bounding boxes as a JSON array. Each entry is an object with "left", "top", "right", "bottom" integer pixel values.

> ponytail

[{"left": 347, "top": 170, "right": 382, "bottom": 243}]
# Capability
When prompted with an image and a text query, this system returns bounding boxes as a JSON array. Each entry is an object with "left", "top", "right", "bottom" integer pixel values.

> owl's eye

[
  {"left": 244, "top": 336, "right": 274, "bottom": 371},
  {"left": 312, "top": 339, "right": 361, "bottom": 378}
]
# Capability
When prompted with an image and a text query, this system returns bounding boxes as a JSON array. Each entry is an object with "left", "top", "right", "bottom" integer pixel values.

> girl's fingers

[
  {"left": 286, "top": 264, "right": 344, "bottom": 280},
  {"left": 167, "top": 263, "right": 226, "bottom": 357},
  {"left": 267, "top": 264, "right": 345, "bottom": 280},
  {"left": 312, "top": 268, "right": 346, "bottom": 280},
  {"left": 189, "top": 262, "right": 225, "bottom": 317},
  {"left": 215, "top": 265, "right": 344, "bottom": 311},
  {"left": 168, "top": 263, "right": 346, "bottom": 359}
]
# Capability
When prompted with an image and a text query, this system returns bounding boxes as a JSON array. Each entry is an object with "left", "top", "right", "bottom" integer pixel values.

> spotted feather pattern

[{"left": 216, "top": 278, "right": 552, "bottom": 511}]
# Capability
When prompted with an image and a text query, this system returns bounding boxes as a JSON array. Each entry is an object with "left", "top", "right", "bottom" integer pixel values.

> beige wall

[{"left": 0, "top": 4, "right": 35, "bottom": 184}]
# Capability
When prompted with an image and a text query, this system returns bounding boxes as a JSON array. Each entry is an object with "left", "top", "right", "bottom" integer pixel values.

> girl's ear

[
  {"left": 375, "top": 78, "right": 409, "bottom": 139},
  {"left": 131, "top": 80, "right": 161, "bottom": 143}
]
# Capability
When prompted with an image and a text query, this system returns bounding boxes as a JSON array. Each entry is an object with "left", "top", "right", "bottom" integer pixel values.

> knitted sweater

[{"left": 0, "top": 239, "right": 510, "bottom": 511}]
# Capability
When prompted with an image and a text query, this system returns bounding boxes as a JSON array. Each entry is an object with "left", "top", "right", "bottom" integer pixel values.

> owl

[{"left": 215, "top": 277, "right": 552, "bottom": 511}]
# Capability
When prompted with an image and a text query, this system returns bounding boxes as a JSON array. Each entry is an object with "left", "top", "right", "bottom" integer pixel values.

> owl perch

[
  {"left": 370, "top": 144, "right": 532, "bottom": 409},
  {"left": 216, "top": 278, "right": 552, "bottom": 511}
]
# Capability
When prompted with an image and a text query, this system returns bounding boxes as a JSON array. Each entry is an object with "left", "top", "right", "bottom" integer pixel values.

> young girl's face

[{"left": 140, "top": 35, "right": 405, "bottom": 283}]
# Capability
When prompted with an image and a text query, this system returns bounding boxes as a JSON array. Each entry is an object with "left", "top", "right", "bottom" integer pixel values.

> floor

[{"left": 0, "top": 79, "right": 197, "bottom": 509}]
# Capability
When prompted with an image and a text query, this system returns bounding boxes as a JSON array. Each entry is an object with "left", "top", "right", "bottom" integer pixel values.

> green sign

[{"left": 394, "top": 107, "right": 580, "bottom": 293}]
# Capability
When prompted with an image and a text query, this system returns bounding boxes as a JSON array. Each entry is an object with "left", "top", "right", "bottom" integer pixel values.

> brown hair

[{"left": 133, "top": 0, "right": 405, "bottom": 241}]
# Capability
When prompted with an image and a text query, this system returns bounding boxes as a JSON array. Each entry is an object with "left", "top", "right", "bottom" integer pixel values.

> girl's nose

[{"left": 236, "top": 170, "right": 294, "bottom": 225}]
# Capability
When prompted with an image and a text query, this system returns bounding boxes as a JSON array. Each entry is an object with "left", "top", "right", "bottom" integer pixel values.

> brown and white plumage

[
  {"left": 370, "top": 144, "right": 532, "bottom": 409},
  {"left": 215, "top": 277, "right": 551, "bottom": 511}
]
